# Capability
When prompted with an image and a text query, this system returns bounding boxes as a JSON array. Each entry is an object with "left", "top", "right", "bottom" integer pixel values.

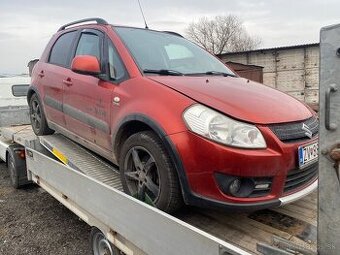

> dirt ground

[{"left": 0, "top": 162, "right": 92, "bottom": 255}]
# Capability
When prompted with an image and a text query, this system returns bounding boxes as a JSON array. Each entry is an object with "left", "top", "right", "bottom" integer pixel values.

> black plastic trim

[
  {"left": 112, "top": 114, "right": 192, "bottom": 202},
  {"left": 27, "top": 86, "right": 41, "bottom": 104}
]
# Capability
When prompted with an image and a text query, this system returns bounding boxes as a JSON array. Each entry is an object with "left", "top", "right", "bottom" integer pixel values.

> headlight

[{"left": 183, "top": 104, "right": 266, "bottom": 149}]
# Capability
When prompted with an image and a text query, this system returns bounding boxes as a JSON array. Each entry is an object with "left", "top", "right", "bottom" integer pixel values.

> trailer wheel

[
  {"left": 7, "top": 150, "right": 22, "bottom": 189},
  {"left": 90, "top": 228, "right": 120, "bottom": 255},
  {"left": 7, "top": 150, "right": 21, "bottom": 189},
  {"left": 7, "top": 145, "right": 30, "bottom": 189}
]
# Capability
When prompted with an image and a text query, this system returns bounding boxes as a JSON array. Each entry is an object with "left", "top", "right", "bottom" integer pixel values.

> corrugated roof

[{"left": 217, "top": 43, "right": 319, "bottom": 56}]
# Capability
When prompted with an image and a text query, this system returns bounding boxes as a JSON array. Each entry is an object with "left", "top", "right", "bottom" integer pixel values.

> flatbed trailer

[{"left": 0, "top": 125, "right": 317, "bottom": 255}]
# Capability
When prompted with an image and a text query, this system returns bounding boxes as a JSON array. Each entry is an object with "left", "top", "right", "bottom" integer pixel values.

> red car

[{"left": 28, "top": 18, "right": 318, "bottom": 213}]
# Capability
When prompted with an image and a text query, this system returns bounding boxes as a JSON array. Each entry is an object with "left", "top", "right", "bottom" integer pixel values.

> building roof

[
  {"left": 217, "top": 43, "right": 319, "bottom": 57},
  {"left": 226, "top": 61, "right": 264, "bottom": 69}
]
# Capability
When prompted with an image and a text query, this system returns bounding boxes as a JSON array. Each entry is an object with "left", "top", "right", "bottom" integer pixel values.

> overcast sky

[{"left": 1, "top": 0, "right": 339, "bottom": 74}]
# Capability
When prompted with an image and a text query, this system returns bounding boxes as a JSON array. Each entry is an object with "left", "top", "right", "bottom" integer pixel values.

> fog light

[
  {"left": 229, "top": 178, "right": 241, "bottom": 195},
  {"left": 215, "top": 173, "right": 255, "bottom": 198}
]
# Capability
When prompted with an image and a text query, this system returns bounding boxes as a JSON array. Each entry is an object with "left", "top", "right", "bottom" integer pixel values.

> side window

[
  {"left": 49, "top": 31, "right": 77, "bottom": 67},
  {"left": 108, "top": 41, "right": 125, "bottom": 80},
  {"left": 75, "top": 33, "right": 101, "bottom": 61}
]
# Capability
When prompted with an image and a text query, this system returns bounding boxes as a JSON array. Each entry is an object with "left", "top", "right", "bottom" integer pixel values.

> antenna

[{"left": 137, "top": 0, "right": 149, "bottom": 29}]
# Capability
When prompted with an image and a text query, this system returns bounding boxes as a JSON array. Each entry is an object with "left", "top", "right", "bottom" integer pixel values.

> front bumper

[
  {"left": 184, "top": 179, "right": 317, "bottom": 211},
  {"left": 279, "top": 179, "right": 318, "bottom": 206},
  {"left": 168, "top": 128, "right": 318, "bottom": 210}
]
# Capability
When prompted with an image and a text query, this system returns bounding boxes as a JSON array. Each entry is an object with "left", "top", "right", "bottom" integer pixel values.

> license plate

[{"left": 298, "top": 142, "right": 319, "bottom": 168}]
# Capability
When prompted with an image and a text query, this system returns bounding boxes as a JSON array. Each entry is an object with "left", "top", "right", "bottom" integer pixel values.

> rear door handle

[
  {"left": 38, "top": 71, "right": 44, "bottom": 78},
  {"left": 63, "top": 78, "right": 73, "bottom": 87}
]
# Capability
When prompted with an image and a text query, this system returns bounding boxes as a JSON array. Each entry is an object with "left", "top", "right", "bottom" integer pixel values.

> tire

[
  {"left": 119, "top": 131, "right": 183, "bottom": 213},
  {"left": 90, "top": 227, "right": 120, "bottom": 255},
  {"left": 7, "top": 147, "right": 29, "bottom": 189},
  {"left": 29, "top": 93, "right": 54, "bottom": 135},
  {"left": 7, "top": 151, "right": 20, "bottom": 189}
]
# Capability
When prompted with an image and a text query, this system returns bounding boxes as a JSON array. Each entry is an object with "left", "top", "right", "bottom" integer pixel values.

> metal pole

[{"left": 318, "top": 23, "right": 340, "bottom": 255}]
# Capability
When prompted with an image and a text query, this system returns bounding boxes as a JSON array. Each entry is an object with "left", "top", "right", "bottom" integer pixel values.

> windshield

[{"left": 114, "top": 27, "right": 235, "bottom": 76}]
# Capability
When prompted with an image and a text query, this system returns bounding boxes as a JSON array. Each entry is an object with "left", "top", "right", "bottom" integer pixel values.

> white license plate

[{"left": 298, "top": 142, "right": 319, "bottom": 168}]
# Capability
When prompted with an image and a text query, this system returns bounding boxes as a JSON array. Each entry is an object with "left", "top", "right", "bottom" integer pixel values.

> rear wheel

[
  {"left": 29, "top": 93, "right": 54, "bottom": 135},
  {"left": 119, "top": 131, "right": 183, "bottom": 213},
  {"left": 7, "top": 147, "right": 29, "bottom": 189},
  {"left": 8, "top": 152, "right": 19, "bottom": 189},
  {"left": 90, "top": 228, "right": 120, "bottom": 255}
]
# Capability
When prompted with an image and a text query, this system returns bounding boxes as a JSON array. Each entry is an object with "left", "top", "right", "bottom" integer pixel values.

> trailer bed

[{"left": 0, "top": 125, "right": 317, "bottom": 254}]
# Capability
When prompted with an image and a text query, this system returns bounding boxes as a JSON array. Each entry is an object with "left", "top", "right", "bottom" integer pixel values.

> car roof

[{"left": 57, "top": 18, "right": 183, "bottom": 37}]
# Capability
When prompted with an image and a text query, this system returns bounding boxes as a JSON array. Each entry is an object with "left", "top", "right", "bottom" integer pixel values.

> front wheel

[{"left": 119, "top": 131, "right": 183, "bottom": 213}]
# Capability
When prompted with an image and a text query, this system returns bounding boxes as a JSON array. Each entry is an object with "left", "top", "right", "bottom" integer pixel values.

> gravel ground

[{"left": 0, "top": 162, "right": 92, "bottom": 255}]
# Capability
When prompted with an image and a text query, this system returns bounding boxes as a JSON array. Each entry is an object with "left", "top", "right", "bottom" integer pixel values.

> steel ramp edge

[{"left": 39, "top": 134, "right": 123, "bottom": 191}]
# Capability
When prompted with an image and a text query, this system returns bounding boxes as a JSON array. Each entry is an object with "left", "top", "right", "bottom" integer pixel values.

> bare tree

[{"left": 186, "top": 15, "right": 261, "bottom": 55}]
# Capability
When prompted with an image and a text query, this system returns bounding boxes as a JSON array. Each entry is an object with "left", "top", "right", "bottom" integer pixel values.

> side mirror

[{"left": 71, "top": 55, "right": 101, "bottom": 75}]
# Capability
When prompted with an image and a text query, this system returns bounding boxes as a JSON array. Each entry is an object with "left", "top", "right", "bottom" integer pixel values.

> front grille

[
  {"left": 284, "top": 163, "right": 318, "bottom": 193},
  {"left": 269, "top": 116, "right": 319, "bottom": 142}
]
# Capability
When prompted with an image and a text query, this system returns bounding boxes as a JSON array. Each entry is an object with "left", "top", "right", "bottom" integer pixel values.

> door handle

[
  {"left": 63, "top": 78, "right": 73, "bottom": 87},
  {"left": 38, "top": 71, "right": 44, "bottom": 78},
  {"left": 325, "top": 84, "right": 338, "bottom": 130}
]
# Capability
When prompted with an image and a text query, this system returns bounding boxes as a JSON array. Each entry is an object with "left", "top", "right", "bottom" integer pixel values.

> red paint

[
  {"left": 31, "top": 22, "right": 318, "bottom": 209},
  {"left": 71, "top": 55, "right": 101, "bottom": 74}
]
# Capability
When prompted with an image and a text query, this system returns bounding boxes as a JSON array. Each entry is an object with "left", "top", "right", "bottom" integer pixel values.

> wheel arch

[
  {"left": 26, "top": 86, "right": 41, "bottom": 104},
  {"left": 112, "top": 114, "right": 191, "bottom": 203},
  {"left": 113, "top": 115, "right": 167, "bottom": 159}
]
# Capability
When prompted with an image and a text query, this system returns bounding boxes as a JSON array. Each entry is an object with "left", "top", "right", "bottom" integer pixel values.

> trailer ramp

[{"left": 39, "top": 134, "right": 123, "bottom": 191}]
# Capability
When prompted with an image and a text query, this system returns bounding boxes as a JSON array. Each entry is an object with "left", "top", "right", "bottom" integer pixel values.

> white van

[{"left": 0, "top": 75, "right": 30, "bottom": 126}]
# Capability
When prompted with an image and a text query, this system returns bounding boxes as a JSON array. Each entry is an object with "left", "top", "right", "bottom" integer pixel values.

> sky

[{"left": 1, "top": 0, "right": 339, "bottom": 74}]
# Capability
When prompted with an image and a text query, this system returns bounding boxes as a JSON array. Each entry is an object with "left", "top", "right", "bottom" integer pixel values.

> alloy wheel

[
  {"left": 30, "top": 99, "right": 42, "bottom": 132},
  {"left": 123, "top": 146, "right": 160, "bottom": 205}
]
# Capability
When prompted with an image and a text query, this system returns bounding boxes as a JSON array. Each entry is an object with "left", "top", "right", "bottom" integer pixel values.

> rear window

[{"left": 49, "top": 31, "right": 77, "bottom": 67}]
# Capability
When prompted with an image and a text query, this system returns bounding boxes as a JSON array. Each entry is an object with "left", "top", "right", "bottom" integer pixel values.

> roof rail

[
  {"left": 57, "top": 18, "right": 109, "bottom": 32},
  {"left": 162, "top": 31, "right": 184, "bottom": 38}
]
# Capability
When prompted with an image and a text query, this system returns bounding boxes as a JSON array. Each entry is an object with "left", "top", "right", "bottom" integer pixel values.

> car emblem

[{"left": 302, "top": 123, "right": 313, "bottom": 139}]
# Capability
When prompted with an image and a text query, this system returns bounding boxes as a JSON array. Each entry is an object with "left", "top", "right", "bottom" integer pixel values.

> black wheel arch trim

[
  {"left": 112, "top": 114, "right": 192, "bottom": 203},
  {"left": 27, "top": 86, "right": 41, "bottom": 104}
]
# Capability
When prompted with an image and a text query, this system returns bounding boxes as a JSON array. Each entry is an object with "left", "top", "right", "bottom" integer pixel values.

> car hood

[{"left": 149, "top": 76, "right": 313, "bottom": 125}]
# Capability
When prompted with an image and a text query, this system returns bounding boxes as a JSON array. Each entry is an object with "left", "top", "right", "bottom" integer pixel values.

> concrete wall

[{"left": 219, "top": 44, "right": 319, "bottom": 108}]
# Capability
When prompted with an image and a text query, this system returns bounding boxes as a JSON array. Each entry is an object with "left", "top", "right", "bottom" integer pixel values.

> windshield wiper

[
  {"left": 205, "top": 71, "right": 236, "bottom": 77},
  {"left": 143, "top": 69, "right": 184, "bottom": 76},
  {"left": 187, "top": 71, "right": 236, "bottom": 77}
]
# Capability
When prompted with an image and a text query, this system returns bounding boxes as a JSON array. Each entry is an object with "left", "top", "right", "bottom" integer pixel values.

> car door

[
  {"left": 40, "top": 30, "right": 78, "bottom": 127},
  {"left": 64, "top": 29, "right": 127, "bottom": 151}
]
